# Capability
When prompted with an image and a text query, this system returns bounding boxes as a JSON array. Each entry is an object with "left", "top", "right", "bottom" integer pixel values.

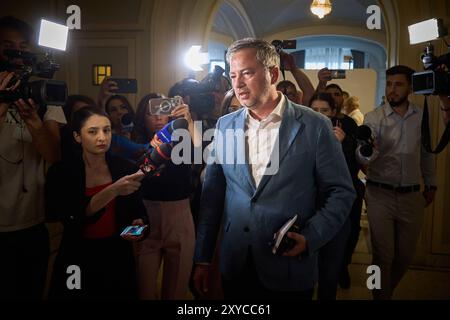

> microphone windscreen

[
  {"left": 121, "top": 113, "right": 134, "bottom": 126},
  {"left": 356, "top": 125, "right": 372, "bottom": 140}
]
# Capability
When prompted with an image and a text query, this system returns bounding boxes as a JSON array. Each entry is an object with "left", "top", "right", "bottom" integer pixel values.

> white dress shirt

[
  {"left": 245, "top": 93, "right": 286, "bottom": 187},
  {"left": 357, "top": 103, "right": 436, "bottom": 187}
]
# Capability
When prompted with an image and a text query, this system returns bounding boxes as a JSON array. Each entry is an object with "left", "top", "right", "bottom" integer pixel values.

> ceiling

[{"left": 212, "top": 0, "right": 384, "bottom": 40}]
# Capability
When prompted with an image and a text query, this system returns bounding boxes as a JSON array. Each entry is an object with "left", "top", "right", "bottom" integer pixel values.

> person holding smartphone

[
  {"left": 309, "top": 92, "right": 360, "bottom": 299},
  {"left": 45, "top": 106, "right": 148, "bottom": 299}
]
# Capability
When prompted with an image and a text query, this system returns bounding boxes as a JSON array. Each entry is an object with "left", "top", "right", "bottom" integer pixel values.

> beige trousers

[
  {"left": 365, "top": 186, "right": 425, "bottom": 300},
  {"left": 136, "top": 198, "right": 195, "bottom": 300}
]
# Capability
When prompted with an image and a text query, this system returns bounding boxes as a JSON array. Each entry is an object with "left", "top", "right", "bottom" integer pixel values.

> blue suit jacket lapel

[
  {"left": 234, "top": 109, "right": 256, "bottom": 192},
  {"left": 252, "top": 100, "right": 304, "bottom": 200}
]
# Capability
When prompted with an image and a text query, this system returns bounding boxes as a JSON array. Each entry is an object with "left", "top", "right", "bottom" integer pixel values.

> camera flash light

[
  {"left": 408, "top": 18, "right": 446, "bottom": 45},
  {"left": 38, "top": 19, "right": 68, "bottom": 51}
]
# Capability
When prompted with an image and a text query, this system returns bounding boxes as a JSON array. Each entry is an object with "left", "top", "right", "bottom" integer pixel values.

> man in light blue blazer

[{"left": 193, "top": 38, "right": 355, "bottom": 299}]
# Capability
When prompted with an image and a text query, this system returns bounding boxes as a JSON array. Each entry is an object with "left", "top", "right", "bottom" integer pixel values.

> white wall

[{"left": 279, "top": 69, "right": 378, "bottom": 115}]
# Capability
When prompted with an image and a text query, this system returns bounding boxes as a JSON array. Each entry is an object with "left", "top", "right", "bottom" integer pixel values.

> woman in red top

[{"left": 46, "top": 106, "right": 148, "bottom": 299}]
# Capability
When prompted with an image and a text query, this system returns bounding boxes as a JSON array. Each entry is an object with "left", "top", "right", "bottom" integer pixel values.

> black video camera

[
  {"left": 169, "top": 65, "right": 226, "bottom": 116},
  {"left": 0, "top": 49, "right": 68, "bottom": 116},
  {"left": 408, "top": 18, "right": 450, "bottom": 154},
  {"left": 412, "top": 44, "right": 450, "bottom": 96},
  {"left": 409, "top": 18, "right": 450, "bottom": 96}
]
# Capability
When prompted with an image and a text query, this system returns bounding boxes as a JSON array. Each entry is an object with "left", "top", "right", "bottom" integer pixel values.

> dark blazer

[
  {"left": 194, "top": 98, "right": 356, "bottom": 291},
  {"left": 45, "top": 153, "right": 148, "bottom": 245}
]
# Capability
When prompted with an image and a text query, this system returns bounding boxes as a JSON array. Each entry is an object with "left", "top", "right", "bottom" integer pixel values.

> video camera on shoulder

[
  {"left": 408, "top": 18, "right": 450, "bottom": 96},
  {"left": 168, "top": 65, "right": 227, "bottom": 116},
  {"left": 408, "top": 18, "right": 450, "bottom": 154},
  {"left": 0, "top": 19, "right": 68, "bottom": 116}
]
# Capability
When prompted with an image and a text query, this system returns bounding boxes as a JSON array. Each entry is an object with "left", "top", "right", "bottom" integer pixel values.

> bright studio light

[
  {"left": 38, "top": 19, "right": 69, "bottom": 51},
  {"left": 184, "top": 45, "right": 209, "bottom": 72},
  {"left": 408, "top": 18, "right": 446, "bottom": 45}
]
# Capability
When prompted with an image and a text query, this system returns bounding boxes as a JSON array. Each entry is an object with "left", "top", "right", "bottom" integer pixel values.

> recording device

[
  {"left": 120, "top": 225, "right": 147, "bottom": 237},
  {"left": 0, "top": 19, "right": 68, "bottom": 115},
  {"left": 109, "top": 78, "right": 138, "bottom": 94},
  {"left": 168, "top": 65, "right": 226, "bottom": 116},
  {"left": 271, "top": 39, "right": 298, "bottom": 80},
  {"left": 408, "top": 18, "right": 450, "bottom": 96},
  {"left": 271, "top": 39, "right": 297, "bottom": 52},
  {"left": 120, "top": 113, "right": 134, "bottom": 132},
  {"left": 408, "top": 18, "right": 450, "bottom": 154},
  {"left": 0, "top": 50, "right": 68, "bottom": 110},
  {"left": 356, "top": 125, "right": 374, "bottom": 157},
  {"left": 149, "top": 96, "right": 183, "bottom": 115},
  {"left": 269, "top": 215, "right": 301, "bottom": 256},
  {"left": 137, "top": 142, "right": 172, "bottom": 177},
  {"left": 329, "top": 69, "right": 346, "bottom": 79}
]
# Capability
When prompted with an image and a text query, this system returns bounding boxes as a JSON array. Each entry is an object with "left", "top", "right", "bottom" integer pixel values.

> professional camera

[
  {"left": 408, "top": 18, "right": 450, "bottom": 154},
  {"left": 0, "top": 19, "right": 68, "bottom": 116},
  {"left": 271, "top": 39, "right": 297, "bottom": 54},
  {"left": 408, "top": 18, "right": 450, "bottom": 96},
  {"left": 271, "top": 39, "right": 297, "bottom": 80},
  {"left": 168, "top": 65, "right": 226, "bottom": 116},
  {"left": 0, "top": 49, "right": 67, "bottom": 109}
]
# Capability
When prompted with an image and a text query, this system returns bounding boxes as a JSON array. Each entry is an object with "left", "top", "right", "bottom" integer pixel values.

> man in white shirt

[
  {"left": 357, "top": 65, "right": 436, "bottom": 300},
  {"left": 0, "top": 16, "right": 66, "bottom": 299}
]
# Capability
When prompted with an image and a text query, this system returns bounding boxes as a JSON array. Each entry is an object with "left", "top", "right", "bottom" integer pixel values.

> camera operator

[
  {"left": 0, "top": 16, "right": 66, "bottom": 299},
  {"left": 357, "top": 65, "right": 437, "bottom": 300}
]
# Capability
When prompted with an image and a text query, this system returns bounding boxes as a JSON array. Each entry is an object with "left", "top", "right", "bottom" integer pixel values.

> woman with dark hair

[
  {"left": 104, "top": 95, "right": 149, "bottom": 160},
  {"left": 105, "top": 95, "right": 135, "bottom": 137},
  {"left": 309, "top": 92, "right": 360, "bottom": 300},
  {"left": 131, "top": 93, "right": 164, "bottom": 143},
  {"left": 60, "top": 95, "right": 96, "bottom": 161},
  {"left": 46, "top": 106, "right": 148, "bottom": 299},
  {"left": 132, "top": 93, "right": 197, "bottom": 300}
]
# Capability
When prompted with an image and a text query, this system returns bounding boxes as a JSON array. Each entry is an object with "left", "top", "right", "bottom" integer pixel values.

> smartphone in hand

[
  {"left": 109, "top": 78, "right": 137, "bottom": 94},
  {"left": 120, "top": 225, "right": 147, "bottom": 237}
]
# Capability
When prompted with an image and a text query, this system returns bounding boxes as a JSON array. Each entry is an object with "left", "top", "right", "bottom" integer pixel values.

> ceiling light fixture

[{"left": 310, "top": 0, "right": 332, "bottom": 19}]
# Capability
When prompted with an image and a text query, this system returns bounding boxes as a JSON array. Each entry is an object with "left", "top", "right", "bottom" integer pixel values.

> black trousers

[
  {"left": 317, "top": 218, "right": 351, "bottom": 300},
  {"left": 49, "top": 236, "right": 138, "bottom": 300},
  {"left": 0, "top": 223, "right": 50, "bottom": 300},
  {"left": 342, "top": 180, "right": 365, "bottom": 267},
  {"left": 221, "top": 248, "right": 313, "bottom": 300}
]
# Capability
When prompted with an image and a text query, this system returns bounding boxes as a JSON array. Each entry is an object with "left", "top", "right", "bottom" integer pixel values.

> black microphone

[
  {"left": 121, "top": 113, "right": 134, "bottom": 133},
  {"left": 356, "top": 125, "right": 374, "bottom": 157},
  {"left": 137, "top": 142, "right": 172, "bottom": 177}
]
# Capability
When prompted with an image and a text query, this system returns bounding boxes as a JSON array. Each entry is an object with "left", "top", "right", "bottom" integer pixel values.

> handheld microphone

[
  {"left": 156, "top": 118, "right": 189, "bottom": 143},
  {"left": 138, "top": 142, "right": 172, "bottom": 177},
  {"left": 356, "top": 125, "right": 374, "bottom": 157},
  {"left": 120, "top": 113, "right": 134, "bottom": 133}
]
